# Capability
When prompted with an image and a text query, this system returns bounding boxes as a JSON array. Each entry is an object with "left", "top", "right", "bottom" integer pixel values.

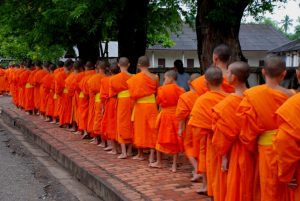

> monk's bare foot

[
  {"left": 107, "top": 150, "right": 117, "bottom": 155},
  {"left": 98, "top": 143, "right": 106, "bottom": 148},
  {"left": 127, "top": 152, "right": 133, "bottom": 157},
  {"left": 149, "top": 162, "right": 162, "bottom": 168},
  {"left": 170, "top": 167, "right": 177, "bottom": 173},
  {"left": 90, "top": 140, "right": 99, "bottom": 145},
  {"left": 118, "top": 153, "right": 127, "bottom": 159},
  {"left": 104, "top": 146, "right": 112, "bottom": 151},
  {"left": 132, "top": 155, "right": 143, "bottom": 160},
  {"left": 191, "top": 173, "right": 201, "bottom": 182}
]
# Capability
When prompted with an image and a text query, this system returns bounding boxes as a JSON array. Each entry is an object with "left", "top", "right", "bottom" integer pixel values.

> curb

[{"left": 1, "top": 107, "right": 149, "bottom": 201}]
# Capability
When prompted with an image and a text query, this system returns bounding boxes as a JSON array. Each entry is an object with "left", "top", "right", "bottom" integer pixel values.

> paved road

[{"left": 0, "top": 122, "right": 100, "bottom": 201}]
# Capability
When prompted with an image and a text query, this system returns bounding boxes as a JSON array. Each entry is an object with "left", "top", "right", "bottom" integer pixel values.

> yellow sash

[
  {"left": 95, "top": 93, "right": 101, "bottom": 103},
  {"left": 25, "top": 83, "right": 33, "bottom": 88},
  {"left": 131, "top": 94, "right": 156, "bottom": 121},
  {"left": 117, "top": 90, "right": 130, "bottom": 98},
  {"left": 63, "top": 88, "right": 68, "bottom": 94},
  {"left": 258, "top": 130, "right": 277, "bottom": 146},
  {"left": 79, "top": 91, "right": 84, "bottom": 98},
  {"left": 53, "top": 93, "right": 58, "bottom": 100}
]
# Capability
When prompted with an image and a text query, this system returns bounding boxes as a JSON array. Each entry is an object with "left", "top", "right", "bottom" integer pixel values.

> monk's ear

[
  {"left": 128, "top": 63, "right": 130, "bottom": 68},
  {"left": 262, "top": 68, "right": 266, "bottom": 77}
]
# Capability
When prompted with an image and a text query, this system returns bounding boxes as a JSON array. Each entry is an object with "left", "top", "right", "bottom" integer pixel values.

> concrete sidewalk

[{"left": 0, "top": 96, "right": 209, "bottom": 201}]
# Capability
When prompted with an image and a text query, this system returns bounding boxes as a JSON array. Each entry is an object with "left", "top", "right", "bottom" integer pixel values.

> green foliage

[{"left": 281, "top": 15, "right": 293, "bottom": 33}]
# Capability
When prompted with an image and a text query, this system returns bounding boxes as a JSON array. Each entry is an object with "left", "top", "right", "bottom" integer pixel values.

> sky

[{"left": 243, "top": 0, "right": 300, "bottom": 33}]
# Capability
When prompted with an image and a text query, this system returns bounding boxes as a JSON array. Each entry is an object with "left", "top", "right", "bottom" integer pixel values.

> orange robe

[
  {"left": 72, "top": 72, "right": 85, "bottom": 124},
  {"left": 18, "top": 69, "right": 31, "bottom": 108},
  {"left": 77, "top": 70, "right": 96, "bottom": 131},
  {"left": 24, "top": 69, "right": 38, "bottom": 111},
  {"left": 11, "top": 68, "right": 20, "bottom": 105},
  {"left": 237, "top": 84, "right": 291, "bottom": 201},
  {"left": 100, "top": 77, "right": 110, "bottom": 139},
  {"left": 40, "top": 73, "right": 55, "bottom": 117},
  {"left": 156, "top": 83, "right": 185, "bottom": 154},
  {"left": 274, "top": 93, "right": 300, "bottom": 201},
  {"left": 188, "top": 91, "right": 227, "bottom": 196},
  {"left": 109, "top": 72, "right": 134, "bottom": 144},
  {"left": 127, "top": 72, "right": 158, "bottom": 149},
  {"left": 55, "top": 72, "right": 75, "bottom": 125},
  {"left": 87, "top": 73, "right": 105, "bottom": 135},
  {"left": 101, "top": 77, "right": 117, "bottom": 140},
  {"left": 176, "top": 91, "right": 199, "bottom": 157},
  {"left": 32, "top": 69, "right": 48, "bottom": 110},
  {"left": 212, "top": 94, "right": 254, "bottom": 201},
  {"left": 0, "top": 69, "right": 6, "bottom": 94}
]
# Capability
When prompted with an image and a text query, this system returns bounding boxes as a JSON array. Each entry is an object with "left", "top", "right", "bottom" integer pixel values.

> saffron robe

[
  {"left": 176, "top": 91, "right": 199, "bottom": 157},
  {"left": 24, "top": 69, "right": 38, "bottom": 111},
  {"left": 188, "top": 91, "right": 227, "bottom": 196},
  {"left": 71, "top": 72, "right": 85, "bottom": 124},
  {"left": 109, "top": 72, "right": 134, "bottom": 144},
  {"left": 127, "top": 72, "right": 159, "bottom": 148},
  {"left": 155, "top": 83, "right": 185, "bottom": 154},
  {"left": 32, "top": 69, "right": 48, "bottom": 110},
  {"left": 237, "top": 84, "right": 292, "bottom": 201},
  {"left": 58, "top": 71, "right": 73, "bottom": 125},
  {"left": 212, "top": 94, "right": 254, "bottom": 201},
  {"left": 274, "top": 93, "right": 300, "bottom": 201},
  {"left": 40, "top": 73, "right": 55, "bottom": 117},
  {"left": 0, "top": 69, "right": 7, "bottom": 94},
  {"left": 18, "top": 69, "right": 31, "bottom": 108},
  {"left": 87, "top": 73, "right": 105, "bottom": 135},
  {"left": 77, "top": 70, "right": 96, "bottom": 131},
  {"left": 101, "top": 76, "right": 117, "bottom": 140}
]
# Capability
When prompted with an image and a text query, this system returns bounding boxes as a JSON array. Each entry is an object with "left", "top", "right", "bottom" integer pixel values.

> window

[
  {"left": 158, "top": 58, "right": 165, "bottom": 68},
  {"left": 259, "top": 60, "right": 264, "bottom": 67},
  {"left": 187, "top": 59, "right": 194, "bottom": 68}
]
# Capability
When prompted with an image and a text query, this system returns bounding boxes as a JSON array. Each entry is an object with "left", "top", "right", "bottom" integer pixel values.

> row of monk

[{"left": 1, "top": 44, "right": 300, "bottom": 201}]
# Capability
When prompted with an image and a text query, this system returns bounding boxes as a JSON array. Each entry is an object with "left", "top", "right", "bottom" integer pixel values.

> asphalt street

[{"left": 0, "top": 122, "right": 100, "bottom": 201}]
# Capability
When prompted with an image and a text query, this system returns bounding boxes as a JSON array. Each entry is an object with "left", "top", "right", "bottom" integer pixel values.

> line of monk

[{"left": 1, "top": 43, "right": 300, "bottom": 201}]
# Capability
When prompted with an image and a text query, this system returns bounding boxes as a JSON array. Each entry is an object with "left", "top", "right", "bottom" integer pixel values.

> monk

[
  {"left": 211, "top": 62, "right": 253, "bottom": 201},
  {"left": 43, "top": 64, "right": 57, "bottom": 121},
  {"left": 87, "top": 60, "right": 106, "bottom": 144},
  {"left": 0, "top": 67, "right": 6, "bottom": 95},
  {"left": 150, "top": 70, "right": 185, "bottom": 172},
  {"left": 237, "top": 55, "right": 294, "bottom": 201},
  {"left": 52, "top": 61, "right": 65, "bottom": 123},
  {"left": 77, "top": 61, "right": 96, "bottom": 138},
  {"left": 273, "top": 65, "right": 300, "bottom": 201},
  {"left": 11, "top": 65, "right": 20, "bottom": 106},
  {"left": 127, "top": 56, "right": 159, "bottom": 163},
  {"left": 101, "top": 63, "right": 120, "bottom": 154},
  {"left": 188, "top": 67, "right": 227, "bottom": 196},
  {"left": 109, "top": 57, "right": 134, "bottom": 159},
  {"left": 32, "top": 61, "right": 48, "bottom": 114},
  {"left": 93, "top": 61, "right": 108, "bottom": 146},
  {"left": 58, "top": 59, "right": 74, "bottom": 127},
  {"left": 39, "top": 63, "right": 53, "bottom": 117},
  {"left": 69, "top": 61, "right": 85, "bottom": 132},
  {"left": 190, "top": 44, "right": 234, "bottom": 95},
  {"left": 24, "top": 62, "right": 39, "bottom": 113},
  {"left": 18, "top": 61, "right": 32, "bottom": 110},
  {"left": 176, "top": 73, "right": 200, "bottom": 180}
]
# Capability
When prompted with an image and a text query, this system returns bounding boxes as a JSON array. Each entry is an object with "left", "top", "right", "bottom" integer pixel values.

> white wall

[
  {"left": 146, "top": 50, "right": 200, "bottom": 68},
  {"left": 242, "top": 51, "right": 267, "bottom": 67},
  {"left": 146, "top": 49, "right": 267, "bottom": 68}
]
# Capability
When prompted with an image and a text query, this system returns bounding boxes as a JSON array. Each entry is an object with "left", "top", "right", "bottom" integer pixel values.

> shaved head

[
  {"left": 229, "top": 61, "right": 250, "bottom": 83},
  {"left": 165, "top": 70, "right": 177, "bottom": 81},
  {"left": 213, "top": 44, "right": 231, "bottom": 63},
  {"left": 205, "top": 67, "right": 223, "bottom": 86},
  {"left": 119, "top": 57, "right": 130, "bottom": 67},
  {"left": 138, "top": 56, "right": 150, "bottom": 67},
  {"left": 110, "top": 62, "right": 120, "bottom": 75},
  {"left": 264, "top": 55, "right": 286, "bottom": 78},
  {"left": 190, "top": 73, "right": 201, "bottom": 82}
]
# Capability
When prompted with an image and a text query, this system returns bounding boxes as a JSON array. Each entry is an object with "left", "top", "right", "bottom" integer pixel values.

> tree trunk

[
  {"left": 77, "top": 39, "right": 100, "bottom": 64},
  {"left": 196, "top": 0, "right": 249, "bottom": 73},
  {"left": 118, "top": 0, "right": 150, "bottom": 73}
]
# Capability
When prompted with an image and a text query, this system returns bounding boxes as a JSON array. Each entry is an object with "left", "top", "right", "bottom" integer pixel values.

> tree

[
  {"left": 281, "top": 15, "right": 293, "bottom": 33},
  {"left": 196, "top": 0, "right": 287, "bottom": 72}
]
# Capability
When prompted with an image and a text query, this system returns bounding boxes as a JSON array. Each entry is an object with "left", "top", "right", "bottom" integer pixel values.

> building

[
  {"left": 146, "top": 24, "right": 289, "bottom": 68},
  {"left": 269, "top": 38, "right": 300, "bottom": 67}
]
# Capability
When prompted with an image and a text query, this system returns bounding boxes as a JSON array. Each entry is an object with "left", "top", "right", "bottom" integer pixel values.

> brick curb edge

[{"left": 1, "top": 107, "right": 149, "bottom": 201}]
